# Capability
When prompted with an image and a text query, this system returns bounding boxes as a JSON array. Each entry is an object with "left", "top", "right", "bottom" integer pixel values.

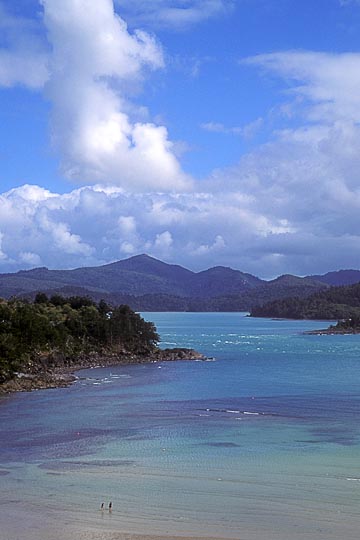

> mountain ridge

[{"left": 0, "top": 254, "right": 359, "bottom": 311}]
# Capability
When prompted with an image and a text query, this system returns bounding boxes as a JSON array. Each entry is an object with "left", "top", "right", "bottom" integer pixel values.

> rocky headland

[{"left": 0, "top": 348, "right": 205, "bottom": 395}]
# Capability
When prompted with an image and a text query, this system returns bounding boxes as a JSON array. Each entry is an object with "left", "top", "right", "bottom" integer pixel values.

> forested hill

[
  {"left": 0, "top": 254, "right": 263, "bottom": 299},
  {"left": 0, "top": 254, "right": 331, "bottom": 311},
  {"left": 0, "top": 254, "right": 359, "bottom": 311},
  {"left": 309, "top": 269, "right": 360, "bottom": 286},
  {"left": 250, "top": 282, "right": 360, "bottom": 320},
  {"left": 0, "top": 295, "right": 159, "bottom": 384}
]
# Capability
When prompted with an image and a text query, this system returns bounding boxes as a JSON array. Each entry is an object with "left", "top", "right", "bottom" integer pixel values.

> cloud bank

[{"left": 1, "top": 168, "right": 360, "bottom": 278}]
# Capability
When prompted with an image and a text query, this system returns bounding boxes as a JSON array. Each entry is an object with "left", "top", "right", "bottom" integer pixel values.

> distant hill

[
  {"left": 202, "top": 274, "right": 329, "bottom": 312},
  {"left": 307, "top": 269, "right": 360, "bottom": 287},
  {"left": 0, "top": 254, "right": 339, "bottom": 311},
  {"left": 251, "top": 282, "right": 360, "bottom": 320},
  {"left": 0, "top": 254, "right": 265, "bottom": 300}
]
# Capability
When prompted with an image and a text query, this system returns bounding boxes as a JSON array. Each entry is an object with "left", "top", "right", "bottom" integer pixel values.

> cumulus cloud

[
  {"left": 40, "top": 0, "right": 191, "bottom": 191},
  {"left": 0, "top": 0, "right": 191, "bottom": 191},
  {"left": 117, "top": 0, "right": 234, "bottom": 30},
  {"left": 0, "top": 184, "right": 294, "bottom": 275},
  {"left": 0, "top": 3, "right": 48, "bottom": 88},
  {"left": 2, "top": 178, "right": 360, "bottom": 277}
]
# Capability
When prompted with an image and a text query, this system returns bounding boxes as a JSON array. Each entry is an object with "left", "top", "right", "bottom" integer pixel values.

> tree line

[
  {"left": 0, "top": 294, "right": 159, "bottom": 383},
  {"left": 250, "top": 282, "right": 360, "bottom": 321}
]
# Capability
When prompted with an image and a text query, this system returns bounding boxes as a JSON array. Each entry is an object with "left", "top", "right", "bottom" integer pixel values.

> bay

[{"left": 0, "top": 313, "right": 359, "bottom": 539}]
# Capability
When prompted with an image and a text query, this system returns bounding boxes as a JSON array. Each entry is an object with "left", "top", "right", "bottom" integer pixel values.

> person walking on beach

[
  {"left": 109, "top": 501, "right": 112, "bottom": 512},
  {"left": 100, "top": 502, "right": 105, "bottom": 510}
]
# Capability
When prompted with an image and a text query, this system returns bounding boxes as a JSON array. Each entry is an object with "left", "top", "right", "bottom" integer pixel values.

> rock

[{"left": 0, "top": 347, "right": 205, "bottom": 395}]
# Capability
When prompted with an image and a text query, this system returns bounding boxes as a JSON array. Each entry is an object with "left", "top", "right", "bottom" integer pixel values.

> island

[
  {"left": 0, "top": 294, "right": 204, "bottom": 394},
  {"left": 306, "top": 316, "right": 360, "bottom": 335},
  {"left": 250, "top": 281, "right": 360, "bottom": 327}
]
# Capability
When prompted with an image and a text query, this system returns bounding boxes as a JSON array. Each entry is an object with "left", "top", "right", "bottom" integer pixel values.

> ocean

[{"left": 0, "top": 313, "right": 359, "bottom": 539}]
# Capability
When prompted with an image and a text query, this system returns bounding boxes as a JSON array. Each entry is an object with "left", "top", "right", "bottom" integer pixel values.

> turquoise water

[{"left": 1, "top": 313, "right": 360, "bottom": 539}]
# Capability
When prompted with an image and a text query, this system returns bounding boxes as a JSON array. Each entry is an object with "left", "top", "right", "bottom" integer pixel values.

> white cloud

[
  {"left": 117, "top": 0, "right": 234, "bottom": 30},
  {"left": 238, "top": 52, "right": 360, "bottom": 224},
  {"left": 193, "top": 50, "right": 360, "bottom": 274},
  {"left": 19, "top": 252, "right": 42, "bottom": 266},
  {"left": 201, "top": 118, "right": 263, "bottom": 139},
  {"left": 201, "top": 122, "right": 231, "bottom": 133},
  {"left": 0, "top": 184, "right": 293, "bottom": 275},
  {"left": 154, "top": 230, "right": 173, "bottom": 253},
  {"left": 40, "top": 0, "right": 191, "bottom": 191},
  {"left": 0, "top": 232, "right": 9, "bottom": 262},
  {"left": 0, "top": 1, "right": 191, "bottom": 192},
  {"left": 1, "top": 179, "right": 360, "bottom": 278},
  {"left": 187, "top": 234, "right": 226, "bottom": 256},
  {"left": 245, "top": 51, "right": 360, "bottom": 124}
]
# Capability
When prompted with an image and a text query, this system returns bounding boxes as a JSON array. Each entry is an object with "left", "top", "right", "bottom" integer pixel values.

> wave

[{"left": 200, "top": 407, "right": 268, "bottom": 416}]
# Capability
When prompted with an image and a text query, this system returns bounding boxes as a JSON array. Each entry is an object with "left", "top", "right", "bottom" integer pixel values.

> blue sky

[{"left": 1, "top": 0, "right": 360, "bottom": 277}]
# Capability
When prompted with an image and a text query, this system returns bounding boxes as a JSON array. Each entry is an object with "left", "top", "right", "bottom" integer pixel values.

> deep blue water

[{"left": 0, "top": 313, "right": 360, "bottom": 539}]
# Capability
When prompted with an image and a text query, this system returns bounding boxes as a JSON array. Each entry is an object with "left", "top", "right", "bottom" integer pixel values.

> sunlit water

[{"left": 1, "top": 313, "right": 360, "bottom": 539}]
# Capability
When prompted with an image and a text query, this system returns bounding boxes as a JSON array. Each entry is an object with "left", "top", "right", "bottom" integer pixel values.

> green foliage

[
  {"left": 250, "top": 282, "right": 360, "bottom": 320},
  {"left": 331, "top": 315, "right": 360, "bottom": 332},
  {"left": 0, "top": 296, "right": 159, "bottom": 383}
]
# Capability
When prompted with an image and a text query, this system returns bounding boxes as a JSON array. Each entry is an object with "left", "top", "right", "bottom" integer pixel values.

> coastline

[
  {"left": 0, "top": 347, "right": 205, "bottom": 395},
  {"left": 305, "top": 326, "right": 360, "bottom": 335}
]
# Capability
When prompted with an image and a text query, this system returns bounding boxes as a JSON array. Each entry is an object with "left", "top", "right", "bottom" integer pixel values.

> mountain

[
  {"left": 0, "top": 254, "right": 336, "bottom": 311},
  {"left": 188, "top": 266, "right": 262, "bottom": 297},
  {"left": 191, "top": 274, "right": 329, "bottom": 312},
  {"left": 308, "top": 269, "right": 360, "bottom": 287},
  {"left": 0, "top": 254, "right": 264, "bottom": 300}
]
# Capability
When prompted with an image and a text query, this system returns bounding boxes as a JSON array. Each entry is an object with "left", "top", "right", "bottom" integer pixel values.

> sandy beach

[{"left": 2, "top": 492, "right": 360, "bottom": 540}]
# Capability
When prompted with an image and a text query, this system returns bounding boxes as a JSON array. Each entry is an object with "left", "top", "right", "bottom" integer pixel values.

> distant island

[
  {"left": 250, "top": 282, "right": 360, "bottom": 320},
  {"left": 0, "top": 254, "right": 360, "bottom": 312},
  {"left": 306, "top": 317, "right": 360, "bottom": 335},
  {"left": 249, "top": 281, "right": 360, "bottom": 334},
  {"left": 0, "top": 294, "right": 203, "bottom": 394}
]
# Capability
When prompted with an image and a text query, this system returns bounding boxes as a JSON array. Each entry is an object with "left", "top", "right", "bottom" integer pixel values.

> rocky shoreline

[
  {"left": 305, "top": 327, "right": 360, "bottom": 335},
  {"left": 0, "top": 348, "right": 206, "bottom": 395}
]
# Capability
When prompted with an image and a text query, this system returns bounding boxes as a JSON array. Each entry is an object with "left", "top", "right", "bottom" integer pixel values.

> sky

[{"left": 1, "top": 0, "right": 360, "bottom": 278}]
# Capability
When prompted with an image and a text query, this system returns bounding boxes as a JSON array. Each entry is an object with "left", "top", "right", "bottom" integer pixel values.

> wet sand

[
  {"left": 63, "top": 533, "right": 240, "bottom": 540},
  {"left": 2, "top": 498, "right": 360, "bottom": 540}
]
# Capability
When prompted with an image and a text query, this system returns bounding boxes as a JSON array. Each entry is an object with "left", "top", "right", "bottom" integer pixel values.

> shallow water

[{"left": 1, "top": 313, "right": 360, "bottom": 539}]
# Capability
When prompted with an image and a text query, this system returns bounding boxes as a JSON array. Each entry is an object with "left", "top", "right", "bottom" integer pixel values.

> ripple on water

[{"left": 38, "top": 459, "right": 136, "bottom": 472}]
